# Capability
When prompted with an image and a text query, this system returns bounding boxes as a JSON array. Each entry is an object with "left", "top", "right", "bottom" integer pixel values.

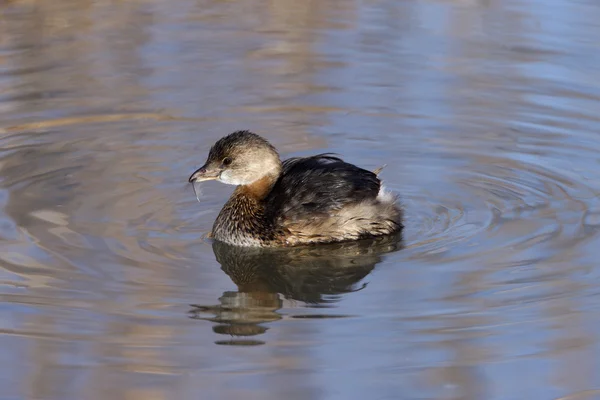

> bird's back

[{"left": 265, "top": 154, "right": 402, "bottom": 245}]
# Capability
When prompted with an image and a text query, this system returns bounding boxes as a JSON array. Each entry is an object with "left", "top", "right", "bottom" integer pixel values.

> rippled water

[{"left": 2, "top": 0, "right": 600, "bottom": 399}]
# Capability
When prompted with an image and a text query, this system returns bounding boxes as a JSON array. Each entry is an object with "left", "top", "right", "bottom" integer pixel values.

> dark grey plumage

[{"left": 266, "top": 154, "right": 382, "bottom": 222}]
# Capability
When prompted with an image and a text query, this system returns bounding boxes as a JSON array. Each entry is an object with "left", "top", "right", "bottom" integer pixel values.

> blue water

[{"left": 2, "top": 0, "right": 600, "bottom": 399}]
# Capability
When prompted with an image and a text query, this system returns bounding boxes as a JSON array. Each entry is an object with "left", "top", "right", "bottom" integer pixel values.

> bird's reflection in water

[{"left": 189, "top": 234, "right": 403, "bottom": 346}]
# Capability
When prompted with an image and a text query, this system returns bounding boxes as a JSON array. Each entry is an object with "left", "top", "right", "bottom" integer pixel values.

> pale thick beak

[{"left": 189, "top": 165, "right": 220, "bottom": 183}]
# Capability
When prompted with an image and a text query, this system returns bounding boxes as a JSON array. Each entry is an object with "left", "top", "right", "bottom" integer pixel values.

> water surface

[{"left": 2, "top": 0, "right": 600, "bottom": 399}]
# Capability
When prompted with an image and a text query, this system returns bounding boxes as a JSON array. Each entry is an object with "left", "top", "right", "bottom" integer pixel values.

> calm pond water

[{"left": 2, "top": 0, "right": 600, "bottom": 399}]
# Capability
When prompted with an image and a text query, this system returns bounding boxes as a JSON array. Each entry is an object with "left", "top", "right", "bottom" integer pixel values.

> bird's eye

[{"left": 222, "top": 157, "right": 232, "bottom": 166}]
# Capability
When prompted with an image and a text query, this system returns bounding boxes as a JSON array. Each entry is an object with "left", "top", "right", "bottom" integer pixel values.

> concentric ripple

[
  {"left": 404, "top": 155, "right": 597, "bottom": 262},
  {"left": 2, "top": 0, "right": 600, "bottom": 397}
]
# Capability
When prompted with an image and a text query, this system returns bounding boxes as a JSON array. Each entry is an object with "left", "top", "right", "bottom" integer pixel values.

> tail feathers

[{"left": 373, "top": 164, "right": 387, "bottom": 176}]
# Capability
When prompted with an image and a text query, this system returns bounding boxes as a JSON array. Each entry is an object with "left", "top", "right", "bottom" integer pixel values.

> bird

[{"left": 189, "top": 130, "right": 403, "bottom": 247}]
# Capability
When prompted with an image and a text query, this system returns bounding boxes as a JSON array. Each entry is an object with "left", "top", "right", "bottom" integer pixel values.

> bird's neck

[
  {"left": 211, "top": 173, "right": 279, "bottom": 246},
  {"left": 234, "top": 173, "right": 278, "bottom": 201}
]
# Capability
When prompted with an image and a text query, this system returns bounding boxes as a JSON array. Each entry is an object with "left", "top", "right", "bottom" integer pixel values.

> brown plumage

[{"left": 189, "top": 130, "right": 403, "bottom": 247}]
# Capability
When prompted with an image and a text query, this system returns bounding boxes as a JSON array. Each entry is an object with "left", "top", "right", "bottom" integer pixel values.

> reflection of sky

[
  {"left": 2, "top": 0, "right": 600, "bottom": 399},
  {"left": 311, "top": 0, "right": 465, "bottom": 195},
  {"left": 303, "top": 0, "right": 600, "bottom": 398}
]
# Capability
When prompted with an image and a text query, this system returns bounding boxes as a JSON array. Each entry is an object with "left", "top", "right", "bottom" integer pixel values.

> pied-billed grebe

[{"left": 189, "top": 130, "right": 403, "bottom": 247}]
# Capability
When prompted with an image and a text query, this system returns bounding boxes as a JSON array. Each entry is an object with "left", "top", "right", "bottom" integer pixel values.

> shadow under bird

[{"left": 189, "top": 130, "right": 403, "bottom": 247}]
